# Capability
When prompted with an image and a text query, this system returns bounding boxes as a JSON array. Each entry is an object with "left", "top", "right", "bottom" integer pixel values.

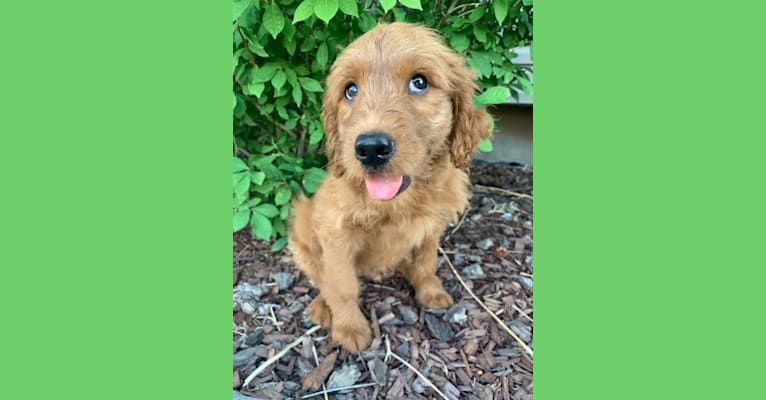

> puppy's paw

[
  {"left": 416, "top": 288, "right": 454, "bottom": 309},
  {"left": 331, "top": 316, "right": 372, "bottom": 352},
  {"left": 307, "top": 297, "right": 332, "bottom": 328}
]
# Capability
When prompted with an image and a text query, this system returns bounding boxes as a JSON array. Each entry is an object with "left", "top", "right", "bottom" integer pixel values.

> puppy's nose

[{"left": 355, "top": 132, "right": 396, "bottom": 168}]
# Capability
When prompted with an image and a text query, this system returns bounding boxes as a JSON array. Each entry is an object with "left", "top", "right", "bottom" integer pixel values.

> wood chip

[{"left": 301, "top": 351, "right": 338, "bottom": 391}]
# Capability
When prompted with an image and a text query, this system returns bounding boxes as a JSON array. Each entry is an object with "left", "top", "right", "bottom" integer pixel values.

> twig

[
  {"left": 444, "top": 209, "right": 470, "bottom": 242},
  {"left": 243, "top": 325, "right": 321, "bottom": 387},
  {"left": 235, "top": 25, "right": 256, "bottom": 66},
  {"left": 269, "top": 305, "right": 281, "bottom": 332},
  {"left": 439, "top": 247, "right": 534, "bottom": 358},
  {"left": 512, "top": 304, "right": 533, "bottom": 323},
  {"left": 310, "top": 342, "right": 329, "bottom": 400},
  {"left": 384, "top": 335, "right": 450, "bottom": 400},
  {"left": 473, "top": 184, "right": 533, "bottom": 200},
  {"left": 301, "top": 383, "right": 377, "bottom": 399}
]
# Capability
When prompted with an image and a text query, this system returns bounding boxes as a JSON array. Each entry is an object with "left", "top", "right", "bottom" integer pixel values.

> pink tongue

[{"left": 364, "top": 175, "right": 403, "bottom": 200}]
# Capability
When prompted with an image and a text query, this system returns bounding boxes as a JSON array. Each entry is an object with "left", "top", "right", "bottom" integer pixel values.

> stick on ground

[
  {"left": 243, "top": 325, "right": 321, "bottom": 387},
  {"left": 439, "top": 247, "right": 534, "bottom": 358}
]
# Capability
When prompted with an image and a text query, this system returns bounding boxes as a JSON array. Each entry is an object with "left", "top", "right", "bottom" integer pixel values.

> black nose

[{"left": 355, "top": 132, "right": 396, "bottom": 168}]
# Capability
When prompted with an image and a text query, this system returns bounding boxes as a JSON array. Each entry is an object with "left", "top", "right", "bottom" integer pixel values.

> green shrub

[{"left": 233, "top": 0, "right": 533, "bottom": 250}]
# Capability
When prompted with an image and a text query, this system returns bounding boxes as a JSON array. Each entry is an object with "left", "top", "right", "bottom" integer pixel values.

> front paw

[
  {"left": 331, "top": 315, "right": 372, "bottom": 352},
  {"left": 416, "top": 288, "right": 454, "bottom": 309},
  {"left": 307, "top": 297, "right": 332, "bottom": 328}
]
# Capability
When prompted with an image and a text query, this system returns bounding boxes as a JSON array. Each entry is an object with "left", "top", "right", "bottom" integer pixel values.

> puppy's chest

[{"left": 355, "top": 213, "right": 445, "bottom": 275}]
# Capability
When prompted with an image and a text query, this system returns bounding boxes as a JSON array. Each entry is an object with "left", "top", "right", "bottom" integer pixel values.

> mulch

[{"left": 233, "top": 162, "right": 533, "bottom": 400}]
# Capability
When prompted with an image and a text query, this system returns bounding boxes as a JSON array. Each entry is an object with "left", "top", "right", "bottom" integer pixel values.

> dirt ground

[{"left": 233, "top": 162, "right": 533, "bottom": 400}]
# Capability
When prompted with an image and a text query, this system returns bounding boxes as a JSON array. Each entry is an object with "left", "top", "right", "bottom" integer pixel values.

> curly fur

[{"left": 288, "top": 22, "right": 491, "bottom": 352}]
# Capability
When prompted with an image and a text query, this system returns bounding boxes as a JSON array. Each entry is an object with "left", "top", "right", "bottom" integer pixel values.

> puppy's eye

[
  {"left": 345, "top": 83, "right": 358, "bottom": 101},
  {"left": 408, "top": 75, "right": 428, "bottom": 94}
]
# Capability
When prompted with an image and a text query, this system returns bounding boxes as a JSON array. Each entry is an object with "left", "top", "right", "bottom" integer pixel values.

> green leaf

[
  {"left": 245, "top": 81, "right": 265, "bottom": 97},
  {"left": 399, "top": 0, "right": 422, "bottom": 11},
  {"left": 271, "top": 237, "right": 288, "bottom": 252},
  {"left": 250, "top": 63, "right": 279, "bottom": 83},
  {"left": 254, "top": 204, "right": 279, "bottom": 218},
  {"left": 280, "top": 204, "right": 290, "bottom": 220},
  {"left": 338, "top": 0, "right": 358, "bottom": 16},
  {"left": 517, "top": 75, "right": 533, "bottom": 95},
  {"left": 251, "top": 171, "right": 266, "bottom": 185},
  {"left": 523, "top": 0, "right": 533, "bottom": 5},
  {"left": 493, "top": 0, "right": 509, "bottom": 25},
  {"left": 233, "top": 157, "right": 249, "bottom": 173},
  {"left": 293, "top": 0, "right": 315, "bottom": 23},
  {"left": 275, "top": 186, "right": 292, "bottom": 205},
  {"left": 263, "top": 2, "right": 285, "bottom": 39},
  {"left": 474, "top": 86, "right": 511, "bottom": 105},
  {"left": 299, "top": 77, "right": 323, "bottom": 92},
  {"left": 309, "top": 128, "right": 324, "bottom": 144},
  {"left": 477, "top": 138, "right": 494, "bottom": 153},
  {"left": 314, "top": 0, "right": 339, "bottom": 23},
  {"left": 468, "top": 51, "right": 493, "bottom": 78},
  {"left": 250, "top": 212, "right": 273, "bottom": 240},
  {"left": 272, "top": 70, "right": 287, "bottom": 91},
  {"left": 468, "top": 5, "right": 486, "bottom": 23},
  {"left": 233, "top": 208, "right": 251, "bottom": 231},
  {"left": 317, "top": 42, "right": 328, "bottom": 68},
  {"left": 234, "top": 171, "right": 251, "bottom": 198},
  {"left": 450, "top": 34, "right": 470, "bottom": 53},
  {"left": 292, "top": 84, "right": 303, "bottom": 106},
  {"left": 473, "top": 25, "right": 487, "bottom": 43},
  {"left": 302, "top": 167, "right": 326, "bottom": 194},
  {"left": 380, "top": 0, "right": 395, "bottom": 12},
  {"left": 233, "top": 0, "right": 250, "bottom": 21}
]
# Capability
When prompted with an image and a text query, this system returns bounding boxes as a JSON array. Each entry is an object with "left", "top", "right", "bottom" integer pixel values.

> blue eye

[
  {"left": 408, "top": 75, "right": 428, "bottom": 94},
  {"left": 345, "top": 83, "right": 358, "bottom": 100}
]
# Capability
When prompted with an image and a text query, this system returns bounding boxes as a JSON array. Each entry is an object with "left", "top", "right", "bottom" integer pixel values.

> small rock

[
  {"left": 233, "top": 390, "right": 267, "bottom": 400},
  {"left": 287, "top": 301, "right": 305, "bottom": 314},
  {"left": 233, "top": 347, "right": 258, "bottom": 369},
  {"left": 326, "top": 363, "right": 361, "bottom": 390},
  {"left": 519, "top": 277, "right": 533, "bottom": 289},
  {"left": 501, "top": 212, "right": 514, "bottom": 221},
  {"left": 525, "top": 255, "right": 533, "bottom": 266},
  {"left": 467, "top": 254, "right": 482, "bottom": 263},
  {"left": 240, "top": 302, "right": 257, "bottom": 315},
  {"left": 282, "top": 381, "right": 300, "bottom": 395},
  {"left": 300, "top": 312, "right": 313, "bottom": 329},
  {"left": 461, "top": 263, "right": 485, "bottom": 279},
  {"left": 296, "top": 357, "right": 313, "bottom": 376},
  {"left": 397, "top": 305, "right": 419, "bottom": 325},
  {"left": 509, "top": 320, "right": 532, "bottom": 343},
  {"left": 395, "top": 343, "right": 410, "bottom": 358},
  {"left": 425, "top": 313, "right": 455, "bottom": 341},
  {"left": 368, "top": 357, "right": 388, "bottom": 386},
  {"left": 412, "top": 378, "right": 427, "bottom": 394},
  {"left": 501, "top": 226, "right": 515, "bottom": 236},
  {"left": 470, "top": 213, "right": 482, "bottom": 221},
  {"left": 272, "top": 272, "right": 294, "bottom": 291},
  {"left": 444, "top": 304, "right": 468, "bottom": 325},
  {"left": 245, "top": 328, "right": 265, "bottom": 346},
  {"left": 452, "top": 253, "right": 466, "bottom": 267},
  {"left": 477, "top": 238, "right": 494, "bottom": 250}
]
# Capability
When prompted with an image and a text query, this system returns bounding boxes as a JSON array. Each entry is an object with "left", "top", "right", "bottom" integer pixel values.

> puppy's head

[{"left": 322, "top": 22, "right": 490, "bottom": 200}]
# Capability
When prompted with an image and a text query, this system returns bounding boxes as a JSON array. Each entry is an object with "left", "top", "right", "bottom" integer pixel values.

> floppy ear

[
  {"left": 321, "top": 85, "right": 344, "bottom": 178},
  {"left": 448, "top": 64, "right": 491, "bottom": 169}
]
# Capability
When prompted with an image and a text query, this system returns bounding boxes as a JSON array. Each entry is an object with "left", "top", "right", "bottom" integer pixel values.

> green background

[{"left": 1, "top": 1, "right": 764, "bottom": 399}]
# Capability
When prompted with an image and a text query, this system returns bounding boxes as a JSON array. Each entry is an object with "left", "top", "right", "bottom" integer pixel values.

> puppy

[{"left": 288, "top": 22, "right": 490, "bottom": 351}]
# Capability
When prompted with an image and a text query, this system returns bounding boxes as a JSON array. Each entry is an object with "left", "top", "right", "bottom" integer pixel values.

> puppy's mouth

[{"left": 364, "top": 175, "right": 411, "bottom": 200}]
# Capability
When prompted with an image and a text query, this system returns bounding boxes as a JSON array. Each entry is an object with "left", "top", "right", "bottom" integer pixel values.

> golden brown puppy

[{"left": 288, "top": 22, "right": 490, "bottom": 352}]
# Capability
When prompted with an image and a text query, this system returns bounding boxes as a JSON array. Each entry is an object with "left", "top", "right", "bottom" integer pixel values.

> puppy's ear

[
  {"left": 321, "top": 85, "right": 344, "bottom": 178},
  {"left": 449, "top": 65, "right": 491, "bottom": 169}
]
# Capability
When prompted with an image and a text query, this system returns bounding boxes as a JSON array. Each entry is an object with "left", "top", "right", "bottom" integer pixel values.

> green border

[
  {"left": 1, "top": 1, "right": 230, "bottom": 398},
  {"left": 536, "top": 1, "right": 766, "bottom": 399}
]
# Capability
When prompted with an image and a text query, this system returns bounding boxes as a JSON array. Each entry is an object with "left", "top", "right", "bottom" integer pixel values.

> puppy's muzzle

[{"left": 355, "top": 131, "right": 395, "bottom": 169}]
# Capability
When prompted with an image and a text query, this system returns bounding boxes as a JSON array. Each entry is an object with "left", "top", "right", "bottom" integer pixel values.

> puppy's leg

[
  {"left": 319, "top": 249, "right": 371, "bottom": 352},
  {"left": 400, "top": 235, "right": 454, "bottom": 309}
]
